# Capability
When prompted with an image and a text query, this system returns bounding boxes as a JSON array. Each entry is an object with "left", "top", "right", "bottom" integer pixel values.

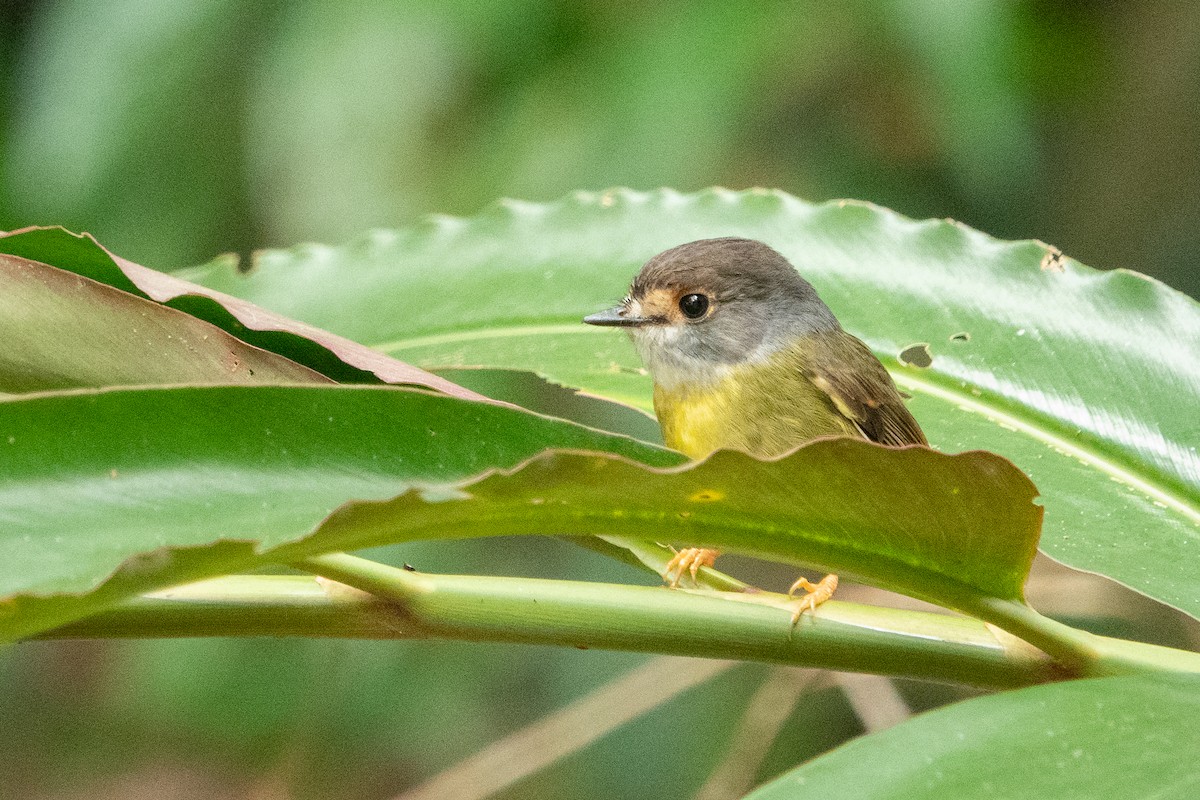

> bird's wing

[{"left": 805, "top": 332, "right": 928, "bottom": 447}]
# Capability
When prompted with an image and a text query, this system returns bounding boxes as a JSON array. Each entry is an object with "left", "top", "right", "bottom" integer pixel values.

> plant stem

[
  {"left": 585, "top": 535, "right": 1200, "bottom": 678},
  {"left": 42, "top": 558, "right": 1066, "bottom": 690},
  {"left": 297, "top": 555, "right": 1200, "bottom": 678},
  {"left": 32, "top": 573, "right": 407, "bottom": 639},
  {"left": 957, "top": 596, "right": 1200, "bottom": 677},
  {"left": 966, "top": 598, "right": 1104, "bottom": 673}
]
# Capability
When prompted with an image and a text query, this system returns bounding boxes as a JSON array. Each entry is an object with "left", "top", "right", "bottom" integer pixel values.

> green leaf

[
  {"left": 744, "top": 674, "right": 1200, "bottom": 800},
  {"left": 0, "top": 382, "right": 1041, "bottom": 645},
  {"left": 288, "top": 440, "right": 1041, "bottom": 614},
  {"left": 0, "top": 385, "right": 678, "bottom": 641},
  {"left": 432, "top": 366, "right": 663, "bottom": 445},
  {"left": 183, "top": 188, "right": 1200, "bottom": 618},
  {"left": 0, "top": 221, "right": 1046, "bottom": 652},
  {"left": 0, "top": 227, "right": 488, "bottom": 401},
  {"left": 0, "top": 252, "right": 329, "bottom": 392}
]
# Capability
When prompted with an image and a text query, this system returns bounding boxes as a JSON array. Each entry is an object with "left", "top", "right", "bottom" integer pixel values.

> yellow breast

[{"left": 653, "top": 346, "right": 859, "bottom": 460}]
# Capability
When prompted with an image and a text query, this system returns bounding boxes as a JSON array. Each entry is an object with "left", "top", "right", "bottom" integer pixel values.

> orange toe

[
  {"left": 663, "top": 547, "right": 720, "bottom": 587},
  {"left": 788, "top": 574, "right": 838, "bottom": 623}
]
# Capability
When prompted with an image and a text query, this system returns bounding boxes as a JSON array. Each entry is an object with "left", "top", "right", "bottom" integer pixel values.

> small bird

[{"left": 584, "top": 237, "right": 927, "bottom": 617}]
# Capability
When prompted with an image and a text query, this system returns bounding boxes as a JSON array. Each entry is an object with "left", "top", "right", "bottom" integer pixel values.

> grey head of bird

[{"left": 583, "top": 237, "right": 841, "bottom": 390}]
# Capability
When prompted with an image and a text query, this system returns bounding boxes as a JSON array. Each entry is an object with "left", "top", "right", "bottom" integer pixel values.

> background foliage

[
  {"left": 1, "top": 2, "right": 1197, "bottom": 800},
  {"left": 1, "top": 0, "right": 1198, "bottom": 298}
]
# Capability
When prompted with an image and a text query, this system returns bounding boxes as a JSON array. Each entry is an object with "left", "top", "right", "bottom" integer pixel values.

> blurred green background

[
  {"left": 1, "top": 1, "right": 1198, "bottom": 798},
  {"left": 1, "top": 0, "right": 1197, "bottom": 295}
]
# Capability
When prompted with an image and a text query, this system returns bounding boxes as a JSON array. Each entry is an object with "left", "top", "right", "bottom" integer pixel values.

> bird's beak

[{"left": 583, "top": 305, "right": 650, "bottom": 327}]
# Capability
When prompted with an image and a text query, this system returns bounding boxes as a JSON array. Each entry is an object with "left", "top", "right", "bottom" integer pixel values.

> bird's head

[{"left": 584, "top": 238, "right": 839, "bottom": 389}]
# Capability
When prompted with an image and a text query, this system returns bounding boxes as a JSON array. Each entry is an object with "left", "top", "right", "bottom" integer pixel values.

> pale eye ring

[{"left": 678, "top": 293, "right": 709, "bottom": 319}]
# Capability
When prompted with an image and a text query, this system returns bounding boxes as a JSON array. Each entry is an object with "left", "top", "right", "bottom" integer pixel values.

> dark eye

[{"left": 679, "top": 293, "right": 709, "bottom": 319}]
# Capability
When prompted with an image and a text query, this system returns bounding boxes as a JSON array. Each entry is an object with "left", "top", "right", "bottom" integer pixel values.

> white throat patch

[{"left": 630, "top": 324, "right": 734, "bottom": 391}]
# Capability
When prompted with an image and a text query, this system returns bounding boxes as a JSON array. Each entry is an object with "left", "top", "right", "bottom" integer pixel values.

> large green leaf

[
  {"left": 745, "top": 674, "right": 1200, "bottom": 800},
  {"left": 285, "top": 440, "right": 1041, "bottom": 612},
  {"left": 0, "top": 385, "right": 1039, "bottom": 647},
  {"left": 0, "top": 385, "right": 678, "bottom": 641},
  {"left": 183, "top": 189, "right": 1200, "bottom": 618}
]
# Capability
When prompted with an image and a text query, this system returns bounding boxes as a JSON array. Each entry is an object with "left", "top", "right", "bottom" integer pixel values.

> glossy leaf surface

[
  {"left": 0, "top": 384, "right": 1039, "bottom": 646},
  {"left": 287, "top": 440, "right": 1041, "bottom": 612},
  {"left": 0, "top": 385, "right": 678, "bottom": 641},
  {"left": 745, "top": 674, "right": 1200, "bottom": 800},
  {"left": 185, "top": 189, "right": 1200, "bottom": 617}
]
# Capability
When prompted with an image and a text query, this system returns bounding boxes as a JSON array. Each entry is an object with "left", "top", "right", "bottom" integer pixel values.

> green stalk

[
  {"left": 36, "top": 574, "right": 406, "bottom": 639},
  {"left": 297, "top": 554, "right": 1200, "bottom": 679},
  {"left": 968, "top": 598, "right": 1102, "bottom": 672},
  {"left": 960, "top": 597, "right": 1200, "bottom": 677},
  {"left": 43, "top": 555, "right": 1200, "bottom": 684},
  {"left": 588, "top": 535, "right": 1200, "bottom": 677},
  {"left": 42, "top": 565, "right": 1059, "bottom": 690}
]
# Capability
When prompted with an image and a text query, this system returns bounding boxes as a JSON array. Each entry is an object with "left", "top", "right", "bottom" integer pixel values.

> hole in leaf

[
  {"left": 950, "top": 332, "right": 971, "bottom": 342},
  {"left": 898, "top": 343, "right": 933, "bottom": 369}
]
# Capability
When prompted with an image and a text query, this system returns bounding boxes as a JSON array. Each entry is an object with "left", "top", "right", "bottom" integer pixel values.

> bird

[{"left": 583, "top": 237, "right": 927, "bottom": 618}]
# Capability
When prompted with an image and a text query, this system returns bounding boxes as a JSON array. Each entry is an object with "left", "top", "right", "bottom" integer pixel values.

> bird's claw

[
  {"left": 788, "top": 573, "right": 838, "bottom": 624},
  {"left": 663, "top": 547, "right": 720, "bottom": 587}
]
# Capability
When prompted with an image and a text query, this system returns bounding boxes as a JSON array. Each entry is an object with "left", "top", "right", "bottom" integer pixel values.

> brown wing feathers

[{"left": 806, "top": 332, "right": 927, "bottom": 447}]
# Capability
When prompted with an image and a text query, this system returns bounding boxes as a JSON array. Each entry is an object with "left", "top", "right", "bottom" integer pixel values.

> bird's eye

[{"left": 678, "top": 293, "right": 709, "bottom": 319}]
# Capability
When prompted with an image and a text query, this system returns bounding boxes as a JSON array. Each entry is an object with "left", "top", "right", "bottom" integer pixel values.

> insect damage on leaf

[
  {"left": 1039, "top": 246, "right": 1066, "bottom": 273},
  {"left": 899, "top": 343, "right": 933, "bottom": 369}
]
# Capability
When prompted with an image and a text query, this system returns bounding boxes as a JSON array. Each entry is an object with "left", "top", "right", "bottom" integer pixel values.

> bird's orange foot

[
  {"left": 663, "top": 547, "right": 720, "bottom": 588},
  {"left": 788, "top": 574, "right": 838, "bottom": 623}
]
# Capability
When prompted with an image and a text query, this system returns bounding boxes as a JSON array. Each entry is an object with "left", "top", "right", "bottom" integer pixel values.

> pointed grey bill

[{"left": 583, "top": 306, "right": 650, "bottom": 327}]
